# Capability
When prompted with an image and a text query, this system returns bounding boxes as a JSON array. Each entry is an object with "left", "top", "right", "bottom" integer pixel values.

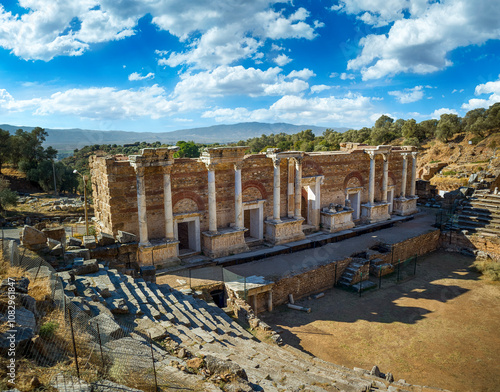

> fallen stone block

[
  {"left": 117, "top": 230, "right": 137, "bottom": 244},
  {"left": 42, "top": 226, "right": 66, "bottom": 243},
  {"left": 68, "top": 237, "right": 83, "bottom": 247},
  {"left": 21, "top": 225, "right": 47, "bottom": 250},
  {"left": 83, "top": 235, "right": 97, "bottom": 249},
  {"left": 73, "top": 259, "right": 99, "bottom": 275},
  {"left": 108, "top": 298, "right": 129, "bottom": 314},
  {"left": 204, "top": 354, "right": 248, "bottom": 381},
  {"left": 65, "top": 248, "right": 90, "bottom": 262},
  {"left": 97, "top": 232, "right": 116, "bottom": 247}
]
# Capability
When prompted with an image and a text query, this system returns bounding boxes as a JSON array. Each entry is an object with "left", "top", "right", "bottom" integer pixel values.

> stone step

[
  {"left": 145, "top": 283, "right": 176, "bottom": 323},
  {"left": 171, "top": 292, "right": 221, "bottom": 333},
  {"left": 107, "top": 271, "right": 142, "bottom": 316},
  {"left": 154, "top": 285, "right": 192, "bottom": 327}
]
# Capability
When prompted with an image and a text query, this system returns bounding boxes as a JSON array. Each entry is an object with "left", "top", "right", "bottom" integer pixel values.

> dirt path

[{"left": 262, "top": 251, "right": 500, "bottom": 392}]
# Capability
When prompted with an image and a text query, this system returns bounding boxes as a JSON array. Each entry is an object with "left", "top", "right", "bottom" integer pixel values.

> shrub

[
  {"left": 442, "top": 170, "right": 457, "bottom": 176},
  {"left": 472, "top": 259, "right": 500, "bottom": 281},
  {"left": 39, "top": 321, "right": 59, "bottom": 338}
]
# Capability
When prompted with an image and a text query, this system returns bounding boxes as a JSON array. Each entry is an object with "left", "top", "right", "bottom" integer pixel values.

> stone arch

[
  {"left": 242, "top": 180, "right": 267, "bottom": 201},
  {"left": 388, "top": 172, "right": 396, "bottom": 186},
  {"left": 343, "top": 171, "right": 364, "bottom": 189},
  {"left": 172, "top": 191, "right": 205, "bottom": 213}
]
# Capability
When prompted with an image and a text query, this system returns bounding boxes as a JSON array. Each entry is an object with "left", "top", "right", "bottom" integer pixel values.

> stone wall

[
  {"left": 90, "top": 147, "right": 414, "bottom": 242},
  {"left": 440, "top": 231, "right": 500, "bottom": 261}
]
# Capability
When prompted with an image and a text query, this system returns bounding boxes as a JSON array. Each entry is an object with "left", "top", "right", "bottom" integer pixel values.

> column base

[
  {"left": 202, "top": 228, "right": 249, "bottom": 259},
  {"left": 320, "top": 208, "right": 355, "bottom": 233},
  {"left": 137, "top": 239, "right": 180, "bottom": 268},
  {"left": 265, "top": 217, "right": 306, "bottom": 245},
  {"left": 361, "top": 202, "right": 391, "bottom": 224},
  {"left": 393, "top": 196, "right": 419, "bottom": 216}
]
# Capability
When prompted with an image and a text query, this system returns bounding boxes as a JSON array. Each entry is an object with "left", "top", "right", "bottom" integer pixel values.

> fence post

[
  {"left": 334, "top": 262, "right": 337, "bottom": 287},
  {"left": 358, "top": 272, "right": 362, "bottom": 297},
  {"left": 378, "top": 269, "right": 382, "bottom": 289},
  {"left": 244, "top": 277, "right": 247, "bottom": 301},
  {"left": 414, "top": 255, "right": 417, "bottom": 275},
  {"left": 148, "top": 333, "right": 159, "bottom": 392},
  {"left": 96, "top": 323, "right": 105, "bottom": 372},
  {"left": 19, "top": 247, "right": 26, "bottom": 266},
  {"left": 68, "top": 307, "right": 80, "bottom": 379},
  {"left": 397, "top": 260, "right": 400, "bottom": 282},
  {"left": 151, "top": 249, "right": 155, "bottom": 267},
  {"left": 34, "top": 259, "right": 43, "bottom": 282},
  {"left": 127, "top": 252, "right": 131, "bottom": 269}
]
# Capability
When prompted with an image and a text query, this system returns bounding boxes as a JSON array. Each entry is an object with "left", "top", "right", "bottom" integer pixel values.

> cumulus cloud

[
  {"left": 173, "top": 65, "right": 309, "bottom": 99},
  {"left": 274, "top": 54, "right": 292, "bottom": 66},
  {"left": 202, "top": 93, "right": 376, "bottom": 127},
  {"left": 388, "top": 85, "right": 424, "bottom": 103},
  {"left": 287, "top": 69, "right": 315, "bottom": 80},
  {"left": 0, "top": 85, "right": 180, "bottom": 120},
  {"left": 431, "top": 108, "right": 458, "bottom": 119},
  {"left": 0, "top": 1, "right": 321, "bottom": 66},
  {"left": 128, "top": 72, "right": 155, "bottom": 81},
  {"left": 345, "top": 0, "right": 500, "bottom": 80},
  {"left": 462, "top": 75, "right": 500, "bottom": 110},
  {"left": 340, "top": 73, "right": 355, "bottom": 80},
  {"left": 310, "top": 85, "right": 332, "bottom": 93}
]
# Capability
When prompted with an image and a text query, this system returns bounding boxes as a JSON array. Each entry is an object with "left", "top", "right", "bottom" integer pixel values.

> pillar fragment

[
  {"left": 382, "top": 154, "right": 389, "bottom": 203},
  {"left": 401, "top": 153, "right": 408, "bottom": 198},
  {"left": 207, "top": 163, "right": 217, "bottom": 233},
  {"left": 234, "top": 162, "right": 244, "bottom": 229},
  {"left": 410, "top": 152, "right": 417, "bottom": 197},
  {"left": 368, "top": 151, "right": 376, "bottom": 205},
  {"left": 163, "top": 166, "right": 174, "bottom": 240},
  {"left": 134, "top": 166, "right": 149, "bottom": 246},
  {"left": 272, "top": 157, "right": 281, "bottom": 221},
  {"left": 294, "top": 157, "right": 303, "bottom": 219}
]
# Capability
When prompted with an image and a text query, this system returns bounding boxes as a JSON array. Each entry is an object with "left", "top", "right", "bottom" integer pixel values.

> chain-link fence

[{"left": 0, "top": 240, "right": 190, "bottom": 391}]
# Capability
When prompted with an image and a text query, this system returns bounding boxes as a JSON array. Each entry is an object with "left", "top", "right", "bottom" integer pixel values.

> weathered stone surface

[
  {"left": 109, "top": 298, "right": 129, "bottom": 314},
  {"left": 50, "top": 243, "right": 63, "bottom": 256},
  {"left": 42, "top": 226, "right": 66, "bottom": 243},
  {"left": 68, "top": 237, "right": 83, "bottom": 247},
  {"left": 186, "top": 357, "right": 204, "bottom": 370},
  {"left": 204, "top": 354, "right": 248, "bottom": 381},
  {"left": 1, "top": 277, "right": 30, "bottom": 294},
  {"left": 89, "top": 313, "right": 122, "bottom": 339},
  {"left": 98, "top": 232, "right": 116, "bottom": 247},
  {"left": 83, "top": 235, "right": 97, "bottom": 249},
  {"left": 0, "top": 327, "right": 34, "bottom": 355},
  {"left": 16, "top": 307, "right": 37, "bottom": 331},
  {"left": 117, "top": 230, "right": 137, "bottom": 244},
  {"left": 93, "top": 380, "right": 143, "bottom": 392},
  {"left": 51, "top": 373, "right": 92, "bottom": 392},
  {"left": 21, "top": 225, "right": 47, "bottom": 250},
  {"left": 65, "top": 248, "right": 90, "bottom": 261},
  {"left": 386, "top": 372, "right": 394, "bottom": 382},
  {"left": 370, "top": 365, "right": 381, "bottom": 377},
  {"left": 47, "top": 237, "right": 61, "bottom": 250},
  {"left": 73, "top": 259, "right": 99, "bottom": 275}
]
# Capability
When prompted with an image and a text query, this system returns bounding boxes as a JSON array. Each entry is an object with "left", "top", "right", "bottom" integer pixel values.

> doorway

[
  {"left": 348, "top": 191, "right": 360, "bottom": 220},
  {"left": 387, "top": 189, "right": 394, "bottom": 213},
  {"left": 177, "top": 222, "right": 190, "bottom": 250},
  {"left": 243, "top": 201, "right": 264, "bottom": 241}
]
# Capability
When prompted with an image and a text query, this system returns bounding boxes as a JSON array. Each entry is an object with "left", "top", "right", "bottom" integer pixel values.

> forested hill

[{"left": 0, "top": 122, "right": 338, "bottom": 151}]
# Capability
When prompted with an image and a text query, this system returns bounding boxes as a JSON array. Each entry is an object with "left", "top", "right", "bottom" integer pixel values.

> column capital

[
  {"left": 162, "top": 165, "right": 173, "bottom": 175},
  {"left": 366, "top": 150, "right": 376, "bottom": 159},
  {"left": 132, "top": 165, "right": 145, "bottom": 176},
  {"left": 294, "top": 156, "right": 304, "bottom": 165},
  {"left": 411, "top": 151, "right": 418, "bottom": 159},
  {"left": 272, "top": 157, "right": 281, "bottom": 168},
  {"left": 205, "top": 162, "right": 218, "bottom": 172},
  {"left": 381, "top": 153, "right": 389, "bottom": 162},
  {"left": 402, "top": 152, "right": 410, "bottom": 160},
  {"left": 233, "top": 161, "right": 244, "bottom": 171}
]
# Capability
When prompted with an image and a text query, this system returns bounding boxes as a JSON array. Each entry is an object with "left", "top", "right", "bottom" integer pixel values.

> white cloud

[
  {"left": 310, "top": 85, "right": 332, "bottom": 93},
  {"left": 287, "top": 69, "right": 315, "bottom": 80},
  {"left": 346, "top": 0, "right": 500, "bottom": 80},
  {"left": 452, "top": 88, "right": 464, "bottom": 94},
  {"left": 462, "top": 75, "right": 500, "bottom": 110},
  {"left": 0, "top": 85, "right": 180, "bottom": 120},
  {"left": 173, "top": 65, "right": 309, "bottom": 99},
  {"left": 340, "top": 72, "right": 355, "bottom": 80},
  {"left": 388, "top": 85, "right": 424, "bottom": 103},
  {"left": 0, "top": 1, "right": 321, "bottom": 67},
  {"left": 329, "top": 72, "right": 339, "bottom": 78},
  {"left": 274, "top": 54, "right": 292, "bottom": 66},
  {"left": 431, "top": 108, "right": 458, "bottom": 119},
  {"left": 128, "top": 72, "right": 155, "bottom": 81},
  {"left": 202, "top": 93, "right": 376, "bottom": 127}
]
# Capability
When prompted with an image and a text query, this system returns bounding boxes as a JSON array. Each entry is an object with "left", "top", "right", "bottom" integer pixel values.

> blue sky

[{"left": 0, "top": 0, "right": 499, "bottom": 133}]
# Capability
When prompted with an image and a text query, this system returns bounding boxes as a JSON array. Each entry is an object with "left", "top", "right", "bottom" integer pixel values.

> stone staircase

[
  {"left": 59, "top": 264, "right": 444, "bottom": 392},
  {"left": 454, "top": 190, "right": 500, "bottom": 236},
  {"left": 338, "top": 258, "right": 370, "bottom": 288}
]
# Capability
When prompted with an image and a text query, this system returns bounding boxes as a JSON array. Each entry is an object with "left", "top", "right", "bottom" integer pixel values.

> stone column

[
  {"left": 294, "top": 157, "right": 303, "bottom": 219},
  {"left": 234, "top": 162, "right": 244, "bottom": 229},
  {"left": 207, "top": 163, "right": 218, "bottom": 233},
  {"left": 134, "top": 166, "right": 149, "bottom": 246},
  {"left": 410, "top": 152, "right": 417, "bottom": 197},
  {"left": 401, "top": 153, "right": 408, "bottom": 198},
  {"left": 382, "top": 154, "right": 389, "bottom": 203},
  {"left": 368, "top": 151, "right": 376, "bottom": 205},
  {"left": 163, "top": 166, "right": 174, "bottom": 240},
  {"left": 272, "top": 157, "right": 281, "bottom": 222}
]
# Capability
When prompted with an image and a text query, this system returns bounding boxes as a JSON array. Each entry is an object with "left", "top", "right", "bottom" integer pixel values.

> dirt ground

[{"left": 262, "top": 250, "right": 500, "bottom": 392}]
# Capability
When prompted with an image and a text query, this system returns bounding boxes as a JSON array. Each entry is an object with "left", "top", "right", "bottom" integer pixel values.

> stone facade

[{"left": 89, "top": 144, "right": 418, "bottom": 264}]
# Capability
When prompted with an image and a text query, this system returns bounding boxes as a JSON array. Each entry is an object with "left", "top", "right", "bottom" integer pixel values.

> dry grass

[
  {"left": 429, "top": 176, "right": 468, "bottom": 191},
  {"left": 472, "top": 259, "right": 500, "bottom": 281}
]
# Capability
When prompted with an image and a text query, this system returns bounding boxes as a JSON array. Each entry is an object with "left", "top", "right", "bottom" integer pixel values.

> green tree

[
  {"left": 0, "top": 129, "right": 12, "bottom": 174},
  {"left": 418, "top": 119, "right": 438, "bottom": 139},
  {"left": 436, "top": 114, "right": 462, "bottom": 142},
  {"left": 0, "top": 178, "right": 17, "bottom": 212},
  {"left": 175, "top": 141, "right": 200, "bottom": 158}
]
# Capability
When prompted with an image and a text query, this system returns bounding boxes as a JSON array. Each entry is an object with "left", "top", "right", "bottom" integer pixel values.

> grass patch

[
  {"left": 39, "top": 321, "right": 59, "bottom": 338},
  {"left": 471, "top": 259, "right": 500, "bottom": 281},
  {"left": 442, "top": 170, "right": 457, "bottom": 176}
]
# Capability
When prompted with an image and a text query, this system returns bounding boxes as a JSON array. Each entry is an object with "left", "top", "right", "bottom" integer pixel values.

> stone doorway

[
  {"left": 177, "top": 222, "right": 190, "bottom": 250},
  {"left": 347, "top": 190, "right": 361, "bottom": 220},
  {"left": 301, "top": 195, "right": 308, "bottom": 224},
  {"left": 243, "top": 200, "right": 264, "bottom": 241},
  {"left": 388, "top": 188, "right": 394, "bottom": 213},
  {"left": 174, "top": 214, "right": 201, "bottom": 255}
]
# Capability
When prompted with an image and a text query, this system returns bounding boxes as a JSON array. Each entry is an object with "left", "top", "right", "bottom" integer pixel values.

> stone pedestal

[
  {"left": 393, "top": 196, "right": 418, "bottom": 216},
  {"left": 265, "top": 217, "right": 305, "bottom": 245},
  {"left": 361, "top": 202, "right": 391, "bottom": 224},
  {"left": 137, "top": 240, "right": 180, "bottom": 268},
  {"left": 320, "top": 208, "right": 355, "bottom": 233},
  {"left": 202, "top": 228, "right": 249, "bottom": 259}
]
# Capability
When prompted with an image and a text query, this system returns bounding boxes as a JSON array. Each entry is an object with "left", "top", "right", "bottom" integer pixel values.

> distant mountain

[{"left": 0, "top": 122, "right": 350, "bottom": 151}]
